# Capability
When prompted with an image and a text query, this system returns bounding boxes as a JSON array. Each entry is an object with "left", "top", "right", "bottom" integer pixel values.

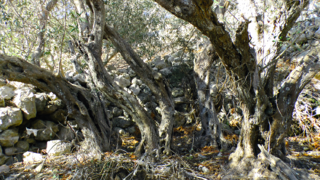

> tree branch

[
  {"left": 0, "top": 54, "right": 110, "bottom": 151},
  {"left": 31, "top": 0, "right": 58, "bottom": 67}
]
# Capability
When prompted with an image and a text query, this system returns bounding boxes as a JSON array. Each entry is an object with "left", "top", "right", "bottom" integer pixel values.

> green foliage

[{"left": 0, "top": 0, "right": 203, "bottom": 73}]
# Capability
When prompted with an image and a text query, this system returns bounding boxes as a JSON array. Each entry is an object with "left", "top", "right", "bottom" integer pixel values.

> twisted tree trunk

[
  {"left": 0, "top": 54, "right": 111, "bottom": 152},
  {"left": 72, "top": 0, "right": 160, "bottom": 156},
  {"left": 155, "top": 0, "right": 320, "bottom": 178}
]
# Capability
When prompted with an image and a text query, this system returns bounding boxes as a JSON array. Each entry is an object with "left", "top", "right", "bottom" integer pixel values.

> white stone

[
  {"left": 0, "top": 165, "right": 10, "bottom": 173},
  {"left": 131, "top": 78, "right": 142, "bottom": 86},
  {"left": 13, "top": 89, "right": 36, "bottom": 120},
  {"left": 8, "top": 81, "right": 34, "bottom": 90},
  {"left": 124, "top": 74, "right": 131, "bottom": 80},
  {"left": 46, "top": 140, "right": 72, "bottom": 156},
  {"left": 23, "top": 151, "right": 44, "bottom": 164},
  {"left": 48, "top": 92, "right": 57, "bottom": 101},
  {"left": 0, "top": 86, "right": 15, "bottom": 100},
  {"left": 311, "top": 40, "right": 320, "bottom": 46},
  {"left": 0, "top": 129, "right": 19, "bottom": 147},
  {"left": 4, "top": 147, "right": 18, "bottom": 156},
  {"left": 114, "top": 75, "right": 131, "bottom": 88},
  {"left": 0, "top": 107, "right": 23, "bottom": 131},
  {"left": 316, "top": 106, "right": 320, "bottom": 115},
  {"left": 129, "top": 84, "right": 141, "bottom": 95}
]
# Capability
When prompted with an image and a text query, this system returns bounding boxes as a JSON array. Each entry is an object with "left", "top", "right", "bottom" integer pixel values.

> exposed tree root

[{"left": 223, "top": 145, "right": 316, "bottom": 180}]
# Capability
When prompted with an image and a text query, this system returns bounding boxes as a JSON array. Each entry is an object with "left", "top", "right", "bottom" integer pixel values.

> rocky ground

[{"left": 0, "top": 125, "right": 319, "bottom": 180}]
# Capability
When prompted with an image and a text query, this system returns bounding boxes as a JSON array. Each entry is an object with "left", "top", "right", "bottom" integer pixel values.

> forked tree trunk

[
  {"left": 155, "top": 0, "right": 320, "bottom": 178},
  {"left": 103, "top": 22, "right": 175, "bottom": 155},
  {"left": 73, "top": 0, "right": 160, "bottom": 156}
]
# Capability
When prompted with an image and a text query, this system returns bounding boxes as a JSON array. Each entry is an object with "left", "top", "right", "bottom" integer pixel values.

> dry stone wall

[{"left": 0, "top": 52, "right": 196, "bottom": 165}]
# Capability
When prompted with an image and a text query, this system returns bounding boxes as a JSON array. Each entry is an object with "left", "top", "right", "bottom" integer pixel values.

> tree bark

[
  {"left": 74, "top": 0, "right": 160, "bottom": 156},
  {"left": 103, "top": 22, "right": 175, "bottom": 155},
  {"left": 155, "top": 0, "right": 320, "bottom": 178},
  {"left": 0, "top": 54, "right": 111, "bottom": 152},
  {"left": 193, "top": 44, "right": 222, "bottom": 147}
]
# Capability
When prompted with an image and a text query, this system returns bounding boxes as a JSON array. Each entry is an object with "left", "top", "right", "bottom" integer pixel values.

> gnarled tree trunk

[
  {"left": 0, "top": 54, "right": 111, "bottom": 153},
  {"left": 155, "top": 0, "right": 320, "bottom": 178},
  {"left": 72, "top": 0, "right": 161, "bottom": 156}
]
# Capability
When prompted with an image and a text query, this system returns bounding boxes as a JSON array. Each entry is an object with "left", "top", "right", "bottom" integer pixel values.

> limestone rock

[
  {"left": 154, "top": 60, "right": 169, "bottom": 70},
  {"left": 0, "top": 165, "right": 10, "bottom": 173},
  {"left": 46, "top": 140, "right": 72, "bottom": 156},
  {"left": 23, "top": 151, "right": 44, "bottom": 164},
  {"left": 0, "top": 107, "right": 23, "bottom": 131},
  {"left": 0, "top": 155, "right": 9, "bottom": 166},
  {"left": 57, "top": 126, "right": 75, "bottom": 141},
  {"left": 159, "top": 68, "right": 172, "bottom": 77},
  {"left": 35, "top": 93, "right": 48, "bottom": 113},
  {"left": 131, "top": 78, "right": 142, "bottom": 86},
  {"left": 112, "top": 116, "right": 134, "bottom": 129},
  {"left": 16, "top": 141, "right": 30, "bottom": 151},
  {"left": 128, "top": 69, "right": 136, "bottom": 77},
  {"left": 48, "top": 92, "right": 58, "bottom": 101},
  {"left": 0, "top": 86, "right": 15, "bottom": 100},
  {"left": 129, "top": 84, "right": 141, "bottom": 95},
  {"left": 0, "top": 129, "right": 19, "bottom": 147},
  {"left": 4, "top": 147, "right": 18, "bottom": 156},
  {"left": 114, "top": 75, "right": 131, "bottom": 88},
  {"left": 30, "top": 120, "right": 59, "bottom": 141},
  {"left": 13, "top": 89, "right": 36, "bottom": 120},
  {"left": 8, "top": 81, "right": 35, "bottom": 91}
]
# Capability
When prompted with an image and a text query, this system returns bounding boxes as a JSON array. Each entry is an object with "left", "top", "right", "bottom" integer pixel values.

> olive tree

[
  {"left": 155, "top": 0, "right": 320, "bottom": 178},
  {"left": 1, "top": 0, "right": 320, "bottom": 178}
]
